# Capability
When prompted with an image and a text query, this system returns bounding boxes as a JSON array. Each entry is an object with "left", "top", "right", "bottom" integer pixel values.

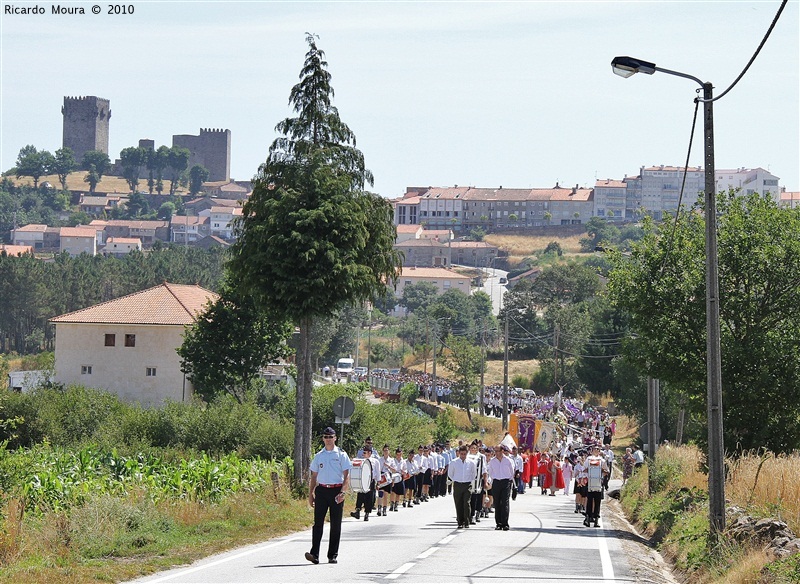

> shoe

[
  {"left": 457, "top": 524, "right": 464, "bottom": 529},
  {"left": 574, "top": 506, "right": 580, "bottom": 514},
  {"left": 328, "top": 556, "right": 338, "bottom": 564},
  {"left": 393, "top": 504, "right": 399, "bottom": 512},
  {"left": 495, "top": 525, "right": 502, "bottom": 530},
  {"left": 305, "top": 552, "right": 319, "bottom": 564},
  {"left": 402, "top": 501, "right": 407, "bottom": 507},
  {"left": 583, "top": 518, "right": 590, "bottom": 527},
  {"left": 594, "top": 521, "right": 600, "bottom": 528},
  {"left": 414, "top": 498, "right": 420, "bottom": 504},
  {"left": 549, "top": 493, "right": 556, "bottom": 497},
  {"left": 469, "top": 519, "right": 476, "bottom": 525},
  {"left": 502, "top": 525, "right": 509, "bottom": 531},
  {"left": 364, "top": 514, "right": 369, "bottom": 521},
  {"left": 464, "top": 523, "right": 469, "bottom": 528},
  {"left": 475, "top": 516, "right": 480, "bottom": 523},
  {"left": 350, "top": 511, "right": 360, "bottom": 519}
]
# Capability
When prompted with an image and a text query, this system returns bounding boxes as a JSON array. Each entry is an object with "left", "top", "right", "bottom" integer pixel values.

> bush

[
  {"left": 434, "top": 408, "right": 457, "bottom": 443},
  {"left": 400, "top": 382, "right": 418, "bottom": 406},
  {"left": 243, "top": 417, "right": 294, "bottom": 460}
]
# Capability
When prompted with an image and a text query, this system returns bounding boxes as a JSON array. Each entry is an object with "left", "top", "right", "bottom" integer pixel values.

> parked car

[{"left": 389, "top": 368, "right": 401, "bottom": 375}]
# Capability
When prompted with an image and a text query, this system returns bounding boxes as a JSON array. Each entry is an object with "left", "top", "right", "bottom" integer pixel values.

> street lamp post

[{"left": 611, "top": 56, "right": 725, "bottom": 536}]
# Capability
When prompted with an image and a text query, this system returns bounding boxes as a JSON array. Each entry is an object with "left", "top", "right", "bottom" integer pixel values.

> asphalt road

[{"left": 127, "top": 478, "right": 671, "bottom": 584}]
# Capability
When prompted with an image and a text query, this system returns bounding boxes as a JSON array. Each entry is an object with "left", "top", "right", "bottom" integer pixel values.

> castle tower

[
  {"left": 172, "top": 128, "right": 231, "bottom": 182},
  {"left": 62, "top": 96, "right": 111, "bottom": 163}
]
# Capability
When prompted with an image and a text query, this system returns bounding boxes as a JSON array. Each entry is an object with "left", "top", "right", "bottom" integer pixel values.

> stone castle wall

[
  {"left": 62, "top": 96, "right": 110, "bottom": 162},
  {"left": 172, "top": 128, "right": 231, "bottom": 182}
]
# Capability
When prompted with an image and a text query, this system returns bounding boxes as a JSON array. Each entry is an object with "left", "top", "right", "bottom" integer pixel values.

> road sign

[{"left": 333, "top": 396, "right": 356, "bottom": 418}]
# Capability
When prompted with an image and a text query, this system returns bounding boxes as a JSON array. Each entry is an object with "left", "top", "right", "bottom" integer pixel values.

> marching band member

[
  {"left": 413, "top": 445, "right": 425, "bottom": 503},
  {"left": 467, "top": 440, "right": 487, "bottom": 524},
  {"left": 420, "top": 445, "right": 433, "bottom": 501},
  {"left": 404, "top": 449, "right": 419, "bottom": 507},
  {"left": 377, "top": 445, "right": 393, "bottom": 516},
  {"left": 386, "top": 448, "right": 408, "bottom": 512}
]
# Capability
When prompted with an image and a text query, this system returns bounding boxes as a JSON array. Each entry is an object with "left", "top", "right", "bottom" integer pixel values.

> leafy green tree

[
  {"left": 607, "top": 191, "right": 800, "bottom": 452},
  {"left": 580, "top": 216, "right": 621, "bottom": 252},
  {"left": 529, "top": 263, "right": 600, "bottom": 307},
  {"left": 179, "top": 283, "right": 292, "bottom": 403},
  {"left": 167, "top": 147, "right": 190, "bottom": 196},
  {"left": 149, "top": 145, "right": 170, "bottom": 195},
  {"left": 227, "top": 34, "right": 402, "bottom": 482},
  {"left": 15, "top": 146, "right": 53, "bottom": 188},
  {"left": 544, "top": 241, "right": 563, "bottom": 256},
  {"left": 441, "top": 335, "right": 481, "bottom": 422},
  {"left": 125, "top": 192, "right": 150, "bottom": 218},
  {"left": 52, "top": 147, "right": 77, "bottom": 191},
  {"left": 189, "top": 165, "right": 210, "bottom": 196},
  {"left": 120, "top": 146, "right": 148, "bottom": 194},
  {"left": 81, "top": 151, "right": 110, "bottom": 195},
  {"left": 158, "top": 202, "right": 176, "bottom": 221},
  {"left": 400, "top": 281, "right": 438, "bottom": 314}
]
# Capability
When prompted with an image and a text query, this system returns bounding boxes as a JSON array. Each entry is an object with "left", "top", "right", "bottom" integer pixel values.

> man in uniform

[{"left": 306, "top": 427, "right": 351, "bottom": 564}]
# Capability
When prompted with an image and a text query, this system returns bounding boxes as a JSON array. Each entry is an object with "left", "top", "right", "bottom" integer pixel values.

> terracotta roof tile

[
  {"left": 0, "top": 244, "right": 34, "bottom": 256},
  {"left": 396, "top": 224, "right": 422, "bottom": 233},
  {"left": 399, "top": 267, "right": 466, "bottom": 279},
  {"left": 60, "top": 227, "right": 97, "bottom": 238},
  {"left": 50, "top": 282, "right": 218, "bottom": 325},
  {"left": 15, "top": 223, "right": 48, "bottom": 232}
]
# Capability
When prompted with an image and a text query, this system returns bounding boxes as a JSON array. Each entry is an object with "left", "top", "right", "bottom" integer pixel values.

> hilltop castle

[
  {"left": 62, "top": 96, "right": 110, "bottom": 162},
  {"left": 61, "top": 96, "right": 231, "bottom": 182}
]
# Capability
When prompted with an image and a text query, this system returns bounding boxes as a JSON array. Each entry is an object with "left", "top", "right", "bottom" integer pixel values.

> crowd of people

[{"left": 304, "top": 391, "right": 627, "bottom": 565}]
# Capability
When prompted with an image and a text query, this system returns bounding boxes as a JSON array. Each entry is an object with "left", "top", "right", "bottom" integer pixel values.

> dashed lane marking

[
  {"left": 385, "top": 562, "right": 415, "bottom": 580},
  {"left": 416, "top": 547, "right": 439, "bottom": 559}
]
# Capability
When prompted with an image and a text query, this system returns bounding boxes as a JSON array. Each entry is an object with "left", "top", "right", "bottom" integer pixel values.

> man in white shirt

[
  {"left": 448, "top": 445, "right": 477, "bottom": 528},
  {"left": 583, "top": 445, "right": 609, "bottom": 528},
  {"left": 511, "top": 446, "right": 525, "bottom": 494},
  {"left": 487, "top": 444, "right": 516, "bottom": 531},
  {"left": 307, "top": 427, "right": 351, "bottom": 564}
]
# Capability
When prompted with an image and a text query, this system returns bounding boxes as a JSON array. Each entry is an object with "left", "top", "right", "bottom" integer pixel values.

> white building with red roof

[{"left": 50, "top": 282, "right": 218, "bottom": 406}]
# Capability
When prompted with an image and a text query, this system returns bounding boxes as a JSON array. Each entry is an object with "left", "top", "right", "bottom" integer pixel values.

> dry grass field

[
  {"left": 484, "top": 233, "right": 588, "bottom": 267},
  {"left": 9, "top": 172, "right": 184, "bottom": 195}
]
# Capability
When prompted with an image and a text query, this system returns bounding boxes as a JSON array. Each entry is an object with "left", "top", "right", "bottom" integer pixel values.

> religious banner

[
  {"left": 517, "top": 414, "right": 536, "bottom": 452},
  {"left": 501, "top": 432, "right": 517, "bottom": 452},
  {"left": 536, "top": 421, "right": 557, "bottom": 452}
]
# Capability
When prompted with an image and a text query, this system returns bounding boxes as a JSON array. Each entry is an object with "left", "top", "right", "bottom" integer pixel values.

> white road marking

[
  {"left": 385, "top": 562, "right": 416, "bottom": 580},
  {"left": 438, "top": 534, "right": 457, "bottom": 544},
  {"left": 143, "top": 537, "right": 299, "bottom": 583},
  {"left": 598, "top": 524, "right": 616, "bottom": 580},
  {"left": 416, "top": 547, "right": 439, "bottom": 559}
]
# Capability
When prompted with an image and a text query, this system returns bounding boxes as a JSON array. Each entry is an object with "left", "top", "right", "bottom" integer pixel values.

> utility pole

[
  {"left": 502, "top": 310, "right": 509, "bottom": 430},
  {"left": 553, "top": 323, "right": 560, "bottom": 392},
  {"left": 366, "top": 311, "right": 372, "bottom": 377},
  {"left": 479, "top": 320, "right": 485, "bottom": 416},
  {"left": 432, "top": 322, "right": 437, "bottom": 404}
]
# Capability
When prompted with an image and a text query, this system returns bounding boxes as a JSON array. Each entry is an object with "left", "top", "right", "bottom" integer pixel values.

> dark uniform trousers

[
  {"left": 492, "top": 478, "right": 512, "bottom": 527},
  {"left": 586, "top": 490, "right": 603, "bottom": 520},
  {"left": 452, "top": 481, "right": 472, "bottom": 526},
  {"left": 311, "top": 485, "right": 343, "bottom": 560},
  {"left": 355, "top": 481, "right": 375, "bottom": 514}
]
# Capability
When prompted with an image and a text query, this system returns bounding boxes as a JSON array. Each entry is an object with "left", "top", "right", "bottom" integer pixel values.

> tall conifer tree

[{"left": 228, "top": 34, "right": 401, "bottom": 482}]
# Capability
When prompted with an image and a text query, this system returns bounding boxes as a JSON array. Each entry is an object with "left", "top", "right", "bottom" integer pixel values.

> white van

[{"left": 336, "top": 357, "right": 355, "bottom": 375}]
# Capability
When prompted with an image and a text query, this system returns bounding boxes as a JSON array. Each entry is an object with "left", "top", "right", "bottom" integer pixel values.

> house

[
  {"left": 89, "top": 219, "right": 170, "bottom": 247},
  {"left": 395, "top": 224, "right": 423, "bottom": 244},
  {"left": 389, "top": 266, "right": 470, "bottom": 315},
  {"left": 103, "top": 237, "right": 142, "bottom": 256},
  {"left": 506, "top": 267, "right": 542, "bottom": 289},
  {"left": 780, "top": 191, "right": 800, "bottom": 209},
  {"left": 393, "top": 238, "right": 451, "bottom": 268},
  {"left": 60, "top": 226, "right": 97, "bottom": 256},
  {"left": 79, "top": 195, "right": 125, "bottom": 216},
  {"left": 50, "top": 282, "right": 219, "bottom": 406},
  {"left": 0, "top": 244, "right": 34, "bottom": 257},
  {"left": 207, "top": 206, "right": 243, "bottom": 240},
  {"left": 449, "top": 241, "right": 499, "bottom": 267},
  {"left": 170, "top": 215, "right": 210, "bottom": 244},
  {"left": 194, "top": 235, "right": 231, "bottom": 250},
  {"left": 203, "top": 180, "right": 251, "bottom": 200},
  {"left": 12, "top": 223, "right": 48, "bottom": 249}
]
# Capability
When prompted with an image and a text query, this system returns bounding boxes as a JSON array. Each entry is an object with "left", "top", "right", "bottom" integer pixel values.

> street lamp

[{"left": 611, "top": 55, "right": 725, "bottom": 536}]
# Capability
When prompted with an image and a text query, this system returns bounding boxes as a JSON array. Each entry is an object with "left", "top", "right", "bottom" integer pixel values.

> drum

[
  {"left": 377, "top": 472, "right": 392, "bottom": 489},
  {"left": 391, "top": 472, "right": 402, "bottom": 484},
  {"left": 349, "top": 458, "right": 373, "bottom": 494}
]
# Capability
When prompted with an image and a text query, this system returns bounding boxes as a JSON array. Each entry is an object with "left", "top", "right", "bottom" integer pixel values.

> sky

[{"left": 1, "top": 1, "right": 798, "bottom": 198}]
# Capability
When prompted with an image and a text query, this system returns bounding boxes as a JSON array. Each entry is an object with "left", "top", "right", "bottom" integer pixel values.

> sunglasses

[{"left": 323, "top": 435, "right": 335, "bottom": 439}]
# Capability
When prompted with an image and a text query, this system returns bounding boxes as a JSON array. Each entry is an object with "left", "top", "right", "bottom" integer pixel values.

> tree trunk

[{"left": 293, "top": 316, "right": 314, "bottom": 485}]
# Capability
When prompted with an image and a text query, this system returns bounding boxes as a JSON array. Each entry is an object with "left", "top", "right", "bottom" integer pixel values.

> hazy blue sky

[{"left": 1, "top": 1, "right": 797, "bottom": 196}]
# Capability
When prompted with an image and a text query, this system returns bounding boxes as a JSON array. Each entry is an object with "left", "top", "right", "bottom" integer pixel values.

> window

[
  {"left": 146, "top": 367, "right": 157, "bottom": 377},
  {"left": 81, "top": 365, "right": 92, "bottom": 375},
  {"left": 104, "top": 334, "right": 115, "bottom": 347},
  {"left": 125, "top": 334, "right": 136, "bottom": 347}
]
